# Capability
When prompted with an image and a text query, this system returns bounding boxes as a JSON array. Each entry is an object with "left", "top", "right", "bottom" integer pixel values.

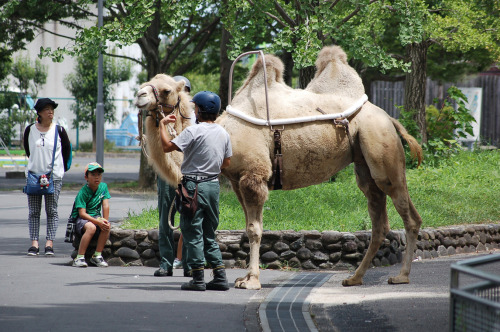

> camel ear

[{"left": 176, "top": 80, "right": 185, "bottom": 93}]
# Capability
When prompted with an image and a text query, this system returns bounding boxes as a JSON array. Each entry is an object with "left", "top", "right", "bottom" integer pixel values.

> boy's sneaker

[
  {"left": 44, "top": 246, "right": 54, "bottom": 256},
  {"left": 90, "top": 255, "right": 108, "bottom": 267},
  {"left": 27, "top": 246, "right": 39, "bottom": 256},
  {"left": 173, "top": 258, "right": 183, "bottom": 269},
  {"left": 73, "top": 257, "right": 88, "bottom": 267}
]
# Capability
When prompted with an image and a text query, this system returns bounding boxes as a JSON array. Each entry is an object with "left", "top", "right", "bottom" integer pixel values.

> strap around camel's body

[
  {"left": 227, "top": 94, "right": 368, "bottom": 190},
  {"left": 271, "top": 130, "right": 283, "bottom": 190}
]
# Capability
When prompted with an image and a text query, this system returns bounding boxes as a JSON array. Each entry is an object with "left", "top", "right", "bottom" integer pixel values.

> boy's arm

[
  {"left": 78, "top": 207, "right": 110, "bottom": 231},
  {"left": 221, "top": 157, "right": 231, "bottom": 170},
  {"left": 159, "top": 115, "right": 180, "bottom": 153},
  {"left": 102, "top": 199, "right": 110, "bottom": 221}
]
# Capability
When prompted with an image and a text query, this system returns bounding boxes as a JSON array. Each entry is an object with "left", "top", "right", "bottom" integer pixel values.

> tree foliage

[
  {"left": 9, "top": 54, "right": 47, "bottom": 145},
  {"left": 64, "top": 53, "right": 132, "bottom": 150},
  {"left": 0, "top": 0, "right": 90, "bottom": 58}
]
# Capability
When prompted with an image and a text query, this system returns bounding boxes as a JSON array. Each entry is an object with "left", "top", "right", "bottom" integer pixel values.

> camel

[
  {"left": 134, "top": 46, "right": 423, "bottom": 290},
  {"left": 134, "top": 74, "right": 192, "bottom": 185}
]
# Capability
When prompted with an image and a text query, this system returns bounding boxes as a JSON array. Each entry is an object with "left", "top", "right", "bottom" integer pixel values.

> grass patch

[
  {"left": 0, "top": 160, "right": 27, "bottom": 167},
  {"left": 0, "top": 149, "right": 25, "bottom": 156},
  {"left": 122, "top": 150, "right": 499, "bottom": 232}
]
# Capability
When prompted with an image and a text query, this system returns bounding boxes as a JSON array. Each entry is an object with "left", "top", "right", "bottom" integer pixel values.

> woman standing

[{"left": 23, "top": 98, "right": 71, "bottom": 256}]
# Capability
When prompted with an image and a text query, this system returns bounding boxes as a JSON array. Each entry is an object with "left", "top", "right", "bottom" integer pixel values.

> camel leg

[
  {"left": 387, "top": 192, "right": 422, "bottom": 284},
  {"left": 230, "top": 180, "right": 248, "bottom": 221},
  {"left": 355, "top": 133, "right": 422, "bottom": 285},
  {"left": 342, "top": 160, "right": 390, "bottom": 286},
  {"left": 234, "top": 174, "right": 268, "bottom": 290}
]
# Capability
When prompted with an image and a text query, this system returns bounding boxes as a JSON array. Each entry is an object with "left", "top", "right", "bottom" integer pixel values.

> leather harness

[{"left": 270, "top": 108, "right": 357, "bottom": 191}]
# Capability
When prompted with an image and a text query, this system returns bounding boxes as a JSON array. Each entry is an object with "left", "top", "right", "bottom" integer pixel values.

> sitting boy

[{"left": 71, "top": 162, "right": 111, "bottom": 268}]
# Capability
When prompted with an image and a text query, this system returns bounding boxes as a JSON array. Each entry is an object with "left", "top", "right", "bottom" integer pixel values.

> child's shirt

[
  {"left": 172, "top": 122, "right": 232, "bottom": 176},
  {"left": 70, "top": 183, "right": 111, "bottom": 218}
]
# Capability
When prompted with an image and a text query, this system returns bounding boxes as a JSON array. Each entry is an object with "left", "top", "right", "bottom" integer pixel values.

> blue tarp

[{"left": 106, "top": 113, "right": 139, "bottom": 146}]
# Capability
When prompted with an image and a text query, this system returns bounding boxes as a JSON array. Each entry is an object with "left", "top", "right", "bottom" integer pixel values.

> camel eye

[{"left": 161, "top": 89, "right": 171, "bottom": 97}]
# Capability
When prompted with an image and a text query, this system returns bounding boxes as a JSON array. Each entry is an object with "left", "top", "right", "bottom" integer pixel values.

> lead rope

[{"left": 168, "top": 199, "right": 180, "bottom": 230}]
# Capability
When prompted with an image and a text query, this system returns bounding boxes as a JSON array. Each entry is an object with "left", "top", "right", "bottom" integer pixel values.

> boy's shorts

[{"left": 75, "top": 217, "right": 102, "bottom": 239}]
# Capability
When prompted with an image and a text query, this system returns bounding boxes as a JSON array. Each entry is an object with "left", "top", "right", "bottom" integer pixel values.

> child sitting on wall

[{"left": 71, "top": 162, "right": 111, "bottom": 267}]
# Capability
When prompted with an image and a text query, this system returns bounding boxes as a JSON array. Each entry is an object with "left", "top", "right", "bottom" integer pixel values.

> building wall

[{"left": 11, "top": 18, "right": 143, "bottom": 148}]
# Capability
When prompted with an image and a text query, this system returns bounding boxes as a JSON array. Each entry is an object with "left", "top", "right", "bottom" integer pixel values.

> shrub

[
  {"left": 77, "top": 139, "right": 117, "bottom": 152},
  {"left": 397, "top": 86, "right": 476, "bottom": 168}
]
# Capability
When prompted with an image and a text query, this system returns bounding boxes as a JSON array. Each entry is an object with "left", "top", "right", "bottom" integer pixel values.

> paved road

[{"left": 1, "top": 153, "right": 499, "bottom": 331}]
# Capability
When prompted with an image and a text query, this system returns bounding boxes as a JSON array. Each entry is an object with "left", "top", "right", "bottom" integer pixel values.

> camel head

[
  {"left": 134, "top": 74, "right": 194, "bottom": 186},
  {"left": 135, "top": 74, "right": 188, "bottom": 118},
  {"left": 306, "top": 45, "right": 365, "bottom": 99}
]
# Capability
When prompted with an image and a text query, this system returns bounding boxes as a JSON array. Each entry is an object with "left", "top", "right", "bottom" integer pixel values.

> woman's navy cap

[{"left": 34, "top": 98, "right": 58, "bottom": 112}]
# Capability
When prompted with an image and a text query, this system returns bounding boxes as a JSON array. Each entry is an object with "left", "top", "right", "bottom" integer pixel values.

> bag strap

[{"left": 49, "top": 125, "right": 60, "bottom": 176}]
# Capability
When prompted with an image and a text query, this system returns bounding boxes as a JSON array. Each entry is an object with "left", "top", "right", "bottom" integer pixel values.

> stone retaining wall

[{"left": 72, "top": 224, "right": 500, "bottom": 269}]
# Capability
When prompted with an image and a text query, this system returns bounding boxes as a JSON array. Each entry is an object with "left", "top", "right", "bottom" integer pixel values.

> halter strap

[{"left": 147, "top": 84, "right": 190, "bottom": 119}]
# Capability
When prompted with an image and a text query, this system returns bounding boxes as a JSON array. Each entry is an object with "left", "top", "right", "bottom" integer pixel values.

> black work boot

[
  {"left": 206, "top": 266, "right": 229, "bottom": 291},
  {"left": 181, "top": 267, "right": 205, "bottom": 291}
]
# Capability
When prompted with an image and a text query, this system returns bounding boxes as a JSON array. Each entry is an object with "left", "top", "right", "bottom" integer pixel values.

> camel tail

[{"left": 390, "top": 118, "right": 423, "bottom": 168}]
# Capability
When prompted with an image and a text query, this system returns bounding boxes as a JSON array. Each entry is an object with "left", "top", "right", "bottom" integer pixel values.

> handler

[{"left": 159, "top": 91, "right": 232, "bottom": 291}]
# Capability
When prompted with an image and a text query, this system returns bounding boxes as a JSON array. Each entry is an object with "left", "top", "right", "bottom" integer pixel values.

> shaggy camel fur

[
  {"left": 134, "top": 46, "right": 423, "bottom": 290},
  {"left": 134, "top": 74, "right": 193, "bottom": 185}
]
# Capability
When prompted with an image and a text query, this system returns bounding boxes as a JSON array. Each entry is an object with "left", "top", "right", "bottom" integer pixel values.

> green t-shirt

[{"left": 70, "top": 182, "right": 111, "bottom": 218}]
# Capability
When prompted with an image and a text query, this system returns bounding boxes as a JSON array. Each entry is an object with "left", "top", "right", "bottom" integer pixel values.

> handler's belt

[{"left": 183, "top": 174, "right": 219, "bottom": 182}]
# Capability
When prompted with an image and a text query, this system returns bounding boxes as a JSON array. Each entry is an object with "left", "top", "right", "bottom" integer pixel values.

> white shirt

[{"left": 26, "top": 124, "right": 65, "bottom": 180}]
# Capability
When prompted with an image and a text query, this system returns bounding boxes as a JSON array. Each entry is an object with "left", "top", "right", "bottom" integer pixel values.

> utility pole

[{"left": 96, "top": 0, "right": 104, "bottom": 166}]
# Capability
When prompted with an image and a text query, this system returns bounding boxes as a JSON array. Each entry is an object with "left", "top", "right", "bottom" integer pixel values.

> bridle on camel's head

[
  {"left": 143, "top": 84, "right": 191, "bottom": 127},
  {"left": 136, "top": 83, "right": 191, "bottom": 155}
]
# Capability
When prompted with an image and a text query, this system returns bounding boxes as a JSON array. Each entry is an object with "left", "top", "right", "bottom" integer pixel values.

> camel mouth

[{"left": 134, "top": 98, "right": 151, "bottom": 110}]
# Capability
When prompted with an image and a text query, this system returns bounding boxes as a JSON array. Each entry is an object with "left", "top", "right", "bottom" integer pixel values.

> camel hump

[
  {"left": 245, "top": 54, "right": 285, "bottom": 85},
  {"left": 315, "top": 45, "right": 348, "bottom": 72}
]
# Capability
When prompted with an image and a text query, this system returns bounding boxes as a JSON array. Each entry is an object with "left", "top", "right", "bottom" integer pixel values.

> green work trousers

[
  {"left": 180, "top": 179, "right": 223, "bottom": 269},
  {"left": 157, "top": 177, "right": 176, "bottom": 271}
]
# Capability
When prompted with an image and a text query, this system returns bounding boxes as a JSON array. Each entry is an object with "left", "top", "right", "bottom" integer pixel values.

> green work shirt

[{"left": 70, "top": 183, "right": 111, "bottom": 218}]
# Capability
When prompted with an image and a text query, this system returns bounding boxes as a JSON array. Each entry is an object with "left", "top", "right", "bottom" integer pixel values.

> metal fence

[
  {"left": 449, "top": 254, "right": 500, "bottom": 332},
  {"left": 370, "top": 74, "right": 500, "bottom": 146}
]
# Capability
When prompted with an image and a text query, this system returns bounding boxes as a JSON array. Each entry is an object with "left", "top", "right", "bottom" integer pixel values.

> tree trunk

[
  {"left": 137, "top": 111, "right": 156, "bottom": 190},
  {"left": 219, "top": 25, "right": 232, "bottom": 111},
  {"left": 137, "top": 2, "right": 161, "bottom": 189},
  {"left": 280, "top": 50, "right": 293, "bottom": 87},
  {"left": 298, "top": 66, "right": 316, "bottom": 89},
  {"left": 138, "top": 149, "right": 156, "bottom": 190},
  {"left": 404, "top": 42, "right": 429, "bottom": 143}
]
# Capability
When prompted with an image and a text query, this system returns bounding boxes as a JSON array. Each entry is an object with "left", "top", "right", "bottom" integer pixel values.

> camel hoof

[
  {"left": 342, "top": 278, "right": 363, "bottom": 287},
  {"left": 388, "top": 276, "right": 410, "bottom": 284},
  {"left": 235, "top": 276, "right": 262, "bottom": 290}
]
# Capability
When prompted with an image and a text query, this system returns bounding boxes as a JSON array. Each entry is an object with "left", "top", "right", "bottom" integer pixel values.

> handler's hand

[{"left": 161, "top": 114, "right": 176, "bottom": 125}]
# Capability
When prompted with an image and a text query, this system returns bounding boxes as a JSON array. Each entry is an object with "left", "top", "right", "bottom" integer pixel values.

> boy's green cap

[{"left": 85, "top": 162, "right": 104, "bottom": 173}]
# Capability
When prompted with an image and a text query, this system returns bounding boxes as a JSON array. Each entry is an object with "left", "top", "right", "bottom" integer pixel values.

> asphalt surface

[{"left": 1, "top": 152, "right": 499, "bottom": 331}]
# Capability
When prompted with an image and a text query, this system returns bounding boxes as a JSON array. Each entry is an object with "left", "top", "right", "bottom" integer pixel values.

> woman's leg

[
  {"left": 44, "top": 180, "right": 62, "bottom": 247},
  {"left": 27, "top": 194, "right": 43, "bottom": 248}
]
